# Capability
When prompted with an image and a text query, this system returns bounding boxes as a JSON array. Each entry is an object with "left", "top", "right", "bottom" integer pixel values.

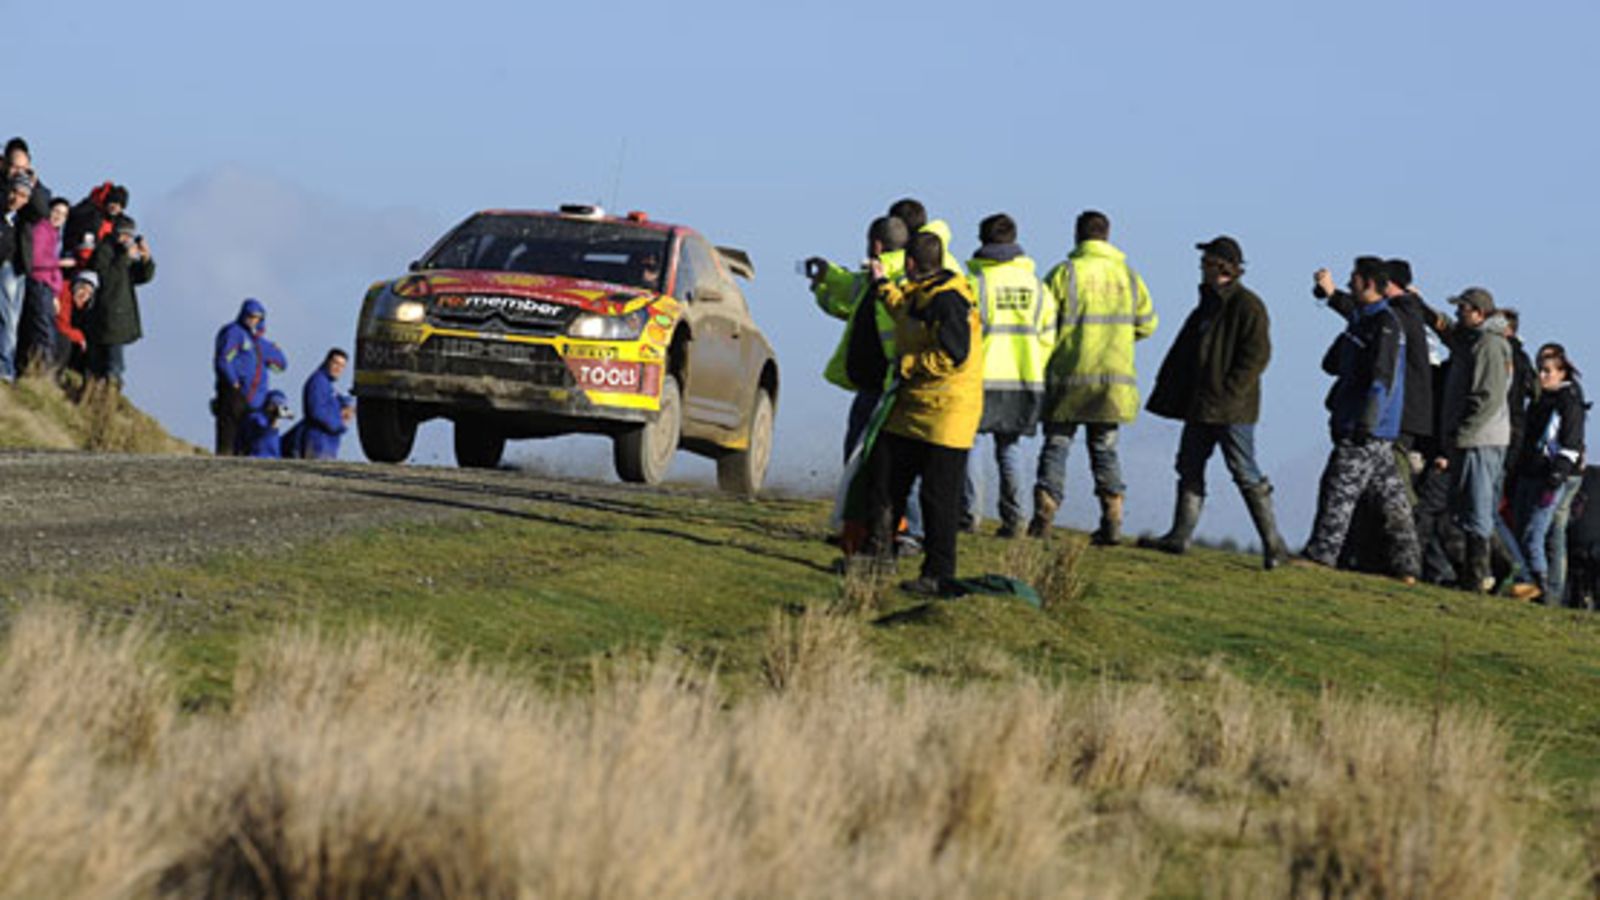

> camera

[{"left": 796, "top": 257, "right": 826, "bottom": 280}]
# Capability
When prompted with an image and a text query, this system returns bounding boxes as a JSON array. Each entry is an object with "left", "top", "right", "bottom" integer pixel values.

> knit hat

[
  {"left": 114, "top": 215, "right": 137, "bottom": 236},
  {"left": 106, "top": 185, "right": 129, "bottom": 207},
  {"left": 72, "top": 271, "right": 99, "bottom": 291},
  {"left": 1195, "top": 235, "right": 1244, "bottom": 266}
]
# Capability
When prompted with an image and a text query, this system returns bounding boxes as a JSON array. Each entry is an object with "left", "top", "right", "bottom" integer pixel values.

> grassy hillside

[
  {"left": 0, "top": 374, "right": 194, "bottom": 453},
  {"left": 5, "top": 477, "right": 1600, "bottom": 895}
]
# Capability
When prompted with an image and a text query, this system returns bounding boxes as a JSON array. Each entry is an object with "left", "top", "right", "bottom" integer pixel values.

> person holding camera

[
  {"left": 84, "top": 216, "right": 155, "bottom": 385},
  {"left": 860, "top": 230, "right": 983, "bottom": 596},
  {"left": 0, "top": 173, "right": 42, "bottom": 381},
  {"left": 1143, "top": 237, "right": 1288, "bottom": 568},
  {"left": 238, "top": 389, "right": 292, "bottom": 458},
  {"left": 1297, "top": 257, "right": 1421, "bottom": 582}
]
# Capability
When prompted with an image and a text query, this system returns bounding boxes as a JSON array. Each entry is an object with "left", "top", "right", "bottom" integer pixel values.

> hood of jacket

[{"left": 238, "top": 298, "right": 266, "bottom": 326}]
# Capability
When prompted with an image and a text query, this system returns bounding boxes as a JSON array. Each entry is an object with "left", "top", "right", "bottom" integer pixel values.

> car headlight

[
  {"left": 567, "top": 309, "right": 648, "bottom": 340},
  {"left": 373, "top": 291, "right": 427, "bottom": 323}
]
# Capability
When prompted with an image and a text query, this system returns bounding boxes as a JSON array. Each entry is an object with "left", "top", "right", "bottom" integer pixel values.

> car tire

[
  {"left": 717, "top": 389, "right": 773, "bottom": 498},
  {"left": 614, "top": 374, "right": 681, "bottom": 484},
  {"left": 454, "top": 420, "right": 506, "bottom": 469},
  {"left": 358, "top": 397, "right": 417, "bottom": 463}
]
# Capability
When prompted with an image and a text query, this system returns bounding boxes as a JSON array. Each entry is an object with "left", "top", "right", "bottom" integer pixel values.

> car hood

[{"left": 395, "top": 270, "right": 657, "bottom": 315}]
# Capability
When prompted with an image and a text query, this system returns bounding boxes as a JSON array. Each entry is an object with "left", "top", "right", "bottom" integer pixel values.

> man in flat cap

[{"left": 1143, "top": 237, "right": 1288, "bottom": 567}]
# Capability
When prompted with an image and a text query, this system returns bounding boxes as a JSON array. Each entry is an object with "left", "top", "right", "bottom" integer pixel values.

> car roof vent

[{"left": 558, "top": 203, "right": 606, "bottom": 219}]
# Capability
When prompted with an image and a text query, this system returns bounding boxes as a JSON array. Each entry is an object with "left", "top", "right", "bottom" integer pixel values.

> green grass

[{"left": 12, "top": 481, "right": 1600, "bottom": 794}]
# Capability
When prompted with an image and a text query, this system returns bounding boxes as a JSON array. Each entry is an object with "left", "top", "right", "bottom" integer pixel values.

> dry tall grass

[
  {"left": 0, "top": 373, "right": 192, "bottom": 453},
  {"left": 0, "top": 604, "right": 1586, "bottom": 898}
]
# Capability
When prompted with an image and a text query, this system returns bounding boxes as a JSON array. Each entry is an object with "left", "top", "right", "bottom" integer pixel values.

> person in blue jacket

[
  {"left": 237, "top": 390, "right": 291, "bottom": 458},
  {"left": 299, "top": 348, "right": 353, "bottom": 460},
  {"left": 213, "top": 298, "right": 287, "bottom": 455}
]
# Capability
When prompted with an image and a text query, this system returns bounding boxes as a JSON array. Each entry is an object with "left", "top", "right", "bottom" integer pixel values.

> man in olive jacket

[
  {"left": 1142, "top": 237, "right": 1289, "bottom": 569},
  {"left": 86, "top": 217, "right": 155, "bottom": 384}
]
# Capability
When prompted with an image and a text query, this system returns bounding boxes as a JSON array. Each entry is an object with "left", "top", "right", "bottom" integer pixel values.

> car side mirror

[
  {"left": 407, "top": 260, "right": 423, "bottom": 273},
  {"left": 692, "top": 284, "right": 723, "bottom": 304}
]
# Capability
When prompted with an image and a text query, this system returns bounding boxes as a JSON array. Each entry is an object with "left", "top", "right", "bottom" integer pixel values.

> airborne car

[{"left": 353, "top": 205, "right": 778, "bottom": 495}]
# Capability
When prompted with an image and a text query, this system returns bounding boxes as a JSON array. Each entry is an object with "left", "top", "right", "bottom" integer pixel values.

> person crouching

[
  {"left": 861, "top": 230, "right": 983, "bottom": 597},
  {"left": 238, "top": 390, "right": 291, "bottom": 458}
]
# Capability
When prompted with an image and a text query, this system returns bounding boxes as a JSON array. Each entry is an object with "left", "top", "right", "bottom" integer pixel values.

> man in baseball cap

[{"left": 1435, "top": 285, "right": 1513, "bottom": 592}]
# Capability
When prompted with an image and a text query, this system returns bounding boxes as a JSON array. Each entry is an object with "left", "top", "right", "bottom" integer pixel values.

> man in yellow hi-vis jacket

[
  {"left": 1030, "top": 210, "right": 1157, "bottom": 544},
  {"left": 862, "top": 230, "right": 984, "bottom": 597},
  {"left": 962, "top": 213, "right": 1055, "bottom": 537}
]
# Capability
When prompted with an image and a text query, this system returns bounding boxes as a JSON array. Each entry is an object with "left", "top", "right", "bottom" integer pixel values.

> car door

[{"left": 672, "top": 233, "right": 743, "bottom": 428}]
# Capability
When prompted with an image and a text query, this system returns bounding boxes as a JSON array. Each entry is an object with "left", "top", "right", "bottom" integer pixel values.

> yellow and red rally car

[{"left": 354, "top": 205, "right": 778, "bottom": 494}]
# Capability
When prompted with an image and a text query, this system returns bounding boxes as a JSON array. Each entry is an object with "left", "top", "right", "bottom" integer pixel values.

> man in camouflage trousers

[{"left": 1299, "top": 257, "right": 1421, "bottom": 580}]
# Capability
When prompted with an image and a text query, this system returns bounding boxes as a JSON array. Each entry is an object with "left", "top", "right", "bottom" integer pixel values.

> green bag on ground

[{"left": 944, "top": 575, "right": 1042, "bottom": 608}]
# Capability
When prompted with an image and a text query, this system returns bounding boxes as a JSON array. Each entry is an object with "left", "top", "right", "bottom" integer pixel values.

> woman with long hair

[{"left": 1510, "top": 343, "right": 1588, "bottom": 603}]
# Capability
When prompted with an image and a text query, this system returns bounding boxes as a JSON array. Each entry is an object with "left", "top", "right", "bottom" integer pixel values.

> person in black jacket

[
  {"left": 0, "top": 173, "right": 40, "bottom": 381},
  {"left": 1142, "top": 236, "right": 1288, "bottom": 568},
  {"left": 1508, "top": 343, "right": 1587, "bottom": 603}
]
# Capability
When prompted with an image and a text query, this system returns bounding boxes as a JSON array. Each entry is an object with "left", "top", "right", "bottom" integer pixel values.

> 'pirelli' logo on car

[{"left": 437, "top": 295, "right": 567, "bottom": 319}]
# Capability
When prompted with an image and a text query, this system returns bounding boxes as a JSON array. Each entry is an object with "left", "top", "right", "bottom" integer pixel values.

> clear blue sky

[{"left": 11, "top": 0, "right": 1599, "bottom": 542}]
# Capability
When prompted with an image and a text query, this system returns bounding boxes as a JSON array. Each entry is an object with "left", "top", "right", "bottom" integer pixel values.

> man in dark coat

[
  {"left": 0, "top": 173, "right": 41, "bottom": 380},
  {"left": 1142, "top": 236, "right": 1288, "bottom": 568},
  {"left": 86, "top": 217, "right": 155, "bottom": 384}
]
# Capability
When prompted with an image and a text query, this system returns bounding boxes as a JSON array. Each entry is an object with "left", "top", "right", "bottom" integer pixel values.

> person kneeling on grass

[{"left": 859, "top": 230, "right": 983, "bottom": 598}]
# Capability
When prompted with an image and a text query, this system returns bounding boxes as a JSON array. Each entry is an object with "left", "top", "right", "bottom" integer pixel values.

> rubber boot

[
  {"left": 1240, "top": 481, "right": 1291, "bottom": 570},
  {"left": 1138, "top": 487, "right": 1203, "bottom": 555},
  {"left": 1091, "top": 493, "right": 1123, "bottom": 546},
  {"left": 1462, "top": 535, "right": 1494, "bottom": 594},
  {"left": 1027, "top": 487, "right": 1059, "bottom": 538}
]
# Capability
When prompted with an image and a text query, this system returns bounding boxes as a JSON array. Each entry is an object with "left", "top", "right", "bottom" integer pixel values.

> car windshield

[{"left": 422, "top": 215, "right": 671, "bottom": 291}]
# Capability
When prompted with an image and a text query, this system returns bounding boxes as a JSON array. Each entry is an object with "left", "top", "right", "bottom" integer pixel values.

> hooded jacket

[
  {"left": 1147, "top": 280, "right": 1271, "bottom": 425},
  {"left": 238, "top": 390, "right": 289, "bottom": 458},
  {"left": 301, "top": 365, "right": 350, "bottom": 459},
  {"left": 1323, "top": 298, "right": 1406, "bottom": 441},
  {"left": 967, "top": 243, "right": 1053, "bottom": 434},
  {"left": 1041, "top": 240, "right": 1157, "bottom": 424},
  {"left": 811, "top": 250, "right": 905, "bottom": 391},
  {"left": 1518, "top": 379, "right": 1587, "bottom": 488},
  {"left": 875, "top": 268, "right": 983, "bottom": 449},
  {"left": 214, "top": 299, "right": 287, "bottom": 407},
  {"left": 1438, "top": 315, "right": 1513, "bottom": 451}
]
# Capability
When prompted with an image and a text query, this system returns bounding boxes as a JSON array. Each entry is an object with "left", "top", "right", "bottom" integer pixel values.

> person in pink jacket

[{"left": 22, "top": 198, "right": 71, "bottom": 370}]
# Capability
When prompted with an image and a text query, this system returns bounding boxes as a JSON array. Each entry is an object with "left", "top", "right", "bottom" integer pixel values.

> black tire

[
  {"left": 454, "top": 420, "right": 506, "bottom": 469},
  {"left": 357, "top": 397, "right": 416, "bottom": 463},
  {"left": 717, "top": 389, "right": 773, "bottom": 498},
  {"left": 614, "top": 374, "right": 681, "bottom": 484}
]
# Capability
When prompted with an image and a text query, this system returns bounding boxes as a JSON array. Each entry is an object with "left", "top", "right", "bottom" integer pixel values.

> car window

[
  {"left": 673, "top": 235, "right": 721, "bottom": 302},
  {"left": 423, "top": 215, "right": 670, "bottom": 290}
]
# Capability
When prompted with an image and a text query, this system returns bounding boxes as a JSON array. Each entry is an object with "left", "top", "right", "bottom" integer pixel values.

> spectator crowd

[
  {"left": 0, "top": 134, "right": 355, "bottom": 460},
  {"left": 808, "top": 198, "right": 1595, "bottom": 610}
]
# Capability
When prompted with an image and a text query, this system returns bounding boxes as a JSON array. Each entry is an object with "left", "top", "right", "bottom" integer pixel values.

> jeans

[
  {"left": 844, "top": 389, "right": 923, "bottom": 539},
  {"left": 1175, "top": 422, "right": 1265, "bottom": 496},
  {"left": 1549, "top": 475, "right": 1583, "bottom": 603},
  {"left": 0, "top": 261, "right": 21, "bottom": 380},
  {"left": 1451, "top": 446, "right": 1508, "bottom": 539},
  {"left": 88, "top": 343, "right": 126, "bottom": 383},
  {"left": 1035, "top": 421, "right": 1124, "bottom": 502},
  {"left": 963, "top": 432, "right": 1023, "bottom": 526},
  {"left": 1513, "top": 474, "right": 1583, "bottom": 593}
]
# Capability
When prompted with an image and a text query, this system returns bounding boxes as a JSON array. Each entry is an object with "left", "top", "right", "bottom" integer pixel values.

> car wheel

[
  {"left": 357, "top": 397, "right": 417, "bottom": 463},
  {"left": 454, "top": 420, "right": 506, "bottom": 469},
  {"left": 717, "top": 389, "right": 773, "bottom": 498},
  {"left": 614, "top": 374, "right": 681, "bottom": 484}
]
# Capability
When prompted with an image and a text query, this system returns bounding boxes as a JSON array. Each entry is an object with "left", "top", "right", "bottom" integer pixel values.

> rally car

[{"left": 353, "top": 205, "right": 778, "bottom": 495}]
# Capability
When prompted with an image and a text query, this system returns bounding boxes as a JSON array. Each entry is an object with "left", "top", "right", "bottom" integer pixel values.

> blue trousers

[{"left": 1035, "top": 422, "right": 1124, "bottom": 502}]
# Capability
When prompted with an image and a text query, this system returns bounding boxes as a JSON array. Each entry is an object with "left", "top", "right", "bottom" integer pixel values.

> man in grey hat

[{"left": 1433, "top": 286, "right": 1513, "bottom": 592}]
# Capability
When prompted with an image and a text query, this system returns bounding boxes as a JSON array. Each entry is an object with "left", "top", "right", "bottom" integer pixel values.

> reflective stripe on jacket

[
  {"left": 1042, "top": 240, "right": 1156, "bottom": 424},
  {"left": 968, "top": 254, "right": 1053, "bottom": 434},
  {"left": 813, "top": 250, "right": 905, "bottom": 391},
  {"left": 879, "top": 269, "right": 984, "bottom": 449}
]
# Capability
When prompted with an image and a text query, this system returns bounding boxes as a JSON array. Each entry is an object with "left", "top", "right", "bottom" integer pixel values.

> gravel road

[{"left": 0, "top": 451, "right": 704, "bottom": 578}]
